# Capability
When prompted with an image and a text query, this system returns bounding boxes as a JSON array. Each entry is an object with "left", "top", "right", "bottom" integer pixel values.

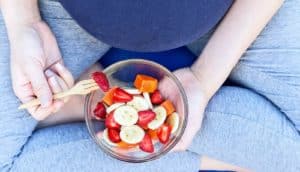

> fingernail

[
  {"left": 45, "top": 69, "right": 55, "bottom": 78},
  {"left": 49, "top": 76, "right": 59, "bottom": 87}
]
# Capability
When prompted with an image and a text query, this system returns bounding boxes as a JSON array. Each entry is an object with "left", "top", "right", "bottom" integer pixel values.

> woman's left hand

[{"left": 160, "top": 68, "right": 209, "bottom": 152}]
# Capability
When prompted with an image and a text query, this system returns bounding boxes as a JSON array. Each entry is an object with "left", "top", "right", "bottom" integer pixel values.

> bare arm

[
  {"left": 174, "top": 0, "right": 284, "bottom": 152},
  {"left": 192, "top": 0, "right": 284, "bottom": 99},
  {"left": 0, "top": 0, "right": 40, "bottom": 40}
]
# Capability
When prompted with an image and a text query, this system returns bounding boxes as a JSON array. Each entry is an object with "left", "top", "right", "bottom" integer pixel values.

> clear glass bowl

[{"left": 84, "top": 59, "right": 188, "bottom": 162}]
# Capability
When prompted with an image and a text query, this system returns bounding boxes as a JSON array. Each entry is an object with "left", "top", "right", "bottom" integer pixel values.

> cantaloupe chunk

[
  {"left": 102, "top": 87, "right": 118, "bottom": 106},
  {"left": 117, "top": 141, "right": 137, "bottom": 149},
  {"left": 147, "top": 129, "right": 158, "bottom": 140},
  {"left": 161, "top": 100, "right": 175, "bottom": 115},
  {"left": 134, "top": 74, "right": 158, "bottom": 93}
]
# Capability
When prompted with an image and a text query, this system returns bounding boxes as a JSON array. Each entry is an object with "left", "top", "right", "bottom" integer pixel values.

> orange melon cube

[
  {"left": 102, "top": 87, "right": 117, "bottom": 106},
  {"left": 148, "top": 129, "right": 158, "bottom": 140},
  {"left": 117, "top": 141, "right": 137, "bottom": 149},
  {"left": 161, "top": 100, "right": 175, "bottom": 115},
  {"left": 134, "top": 74, "right": 158, "bottom": 93}
]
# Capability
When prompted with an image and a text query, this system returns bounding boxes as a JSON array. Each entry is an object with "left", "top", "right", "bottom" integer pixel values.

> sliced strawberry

[
  {"left": 105, "top": 112, "right": 121, "bottom": 129},
  {"left": 139, "top": 134, "right": 154, "bottom": 153},
  {"left": 150, "top": 90, "right": 164, "bottom": 104},
  {"left": 108, "top": 128, "right": 121, "bottom": 143},
  {"left": 137, "top": 110, "right": 156, "bottom": 127},
  {"left": 113, "top": 88, "right": 133, "bottom": 103},
  {"left": 157, "top": 124, "right": 172, "bottom": 144},
  {"left": 93, "top": 102, "right": 106, "bottom": 120},
  {"left": 92, "top": 71, "right": 110, "bottom": 92},
  {"left": 140, "top": 124, "right": 149, "bottom": 130}
]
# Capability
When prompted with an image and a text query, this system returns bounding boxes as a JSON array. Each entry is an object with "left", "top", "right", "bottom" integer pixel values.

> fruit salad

[{"left": 92, "top": 72, "right": 180, "bottom": 153}]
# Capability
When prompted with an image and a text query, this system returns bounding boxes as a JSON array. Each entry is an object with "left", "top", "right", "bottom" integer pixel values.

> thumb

[{"left": 25, "top": 64, "right": 53, "bottom": 107}]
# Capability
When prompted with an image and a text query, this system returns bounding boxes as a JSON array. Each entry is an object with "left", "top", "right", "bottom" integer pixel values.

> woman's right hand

[{"left": 9, "top": 20, "right": 74, "bottom": 120}]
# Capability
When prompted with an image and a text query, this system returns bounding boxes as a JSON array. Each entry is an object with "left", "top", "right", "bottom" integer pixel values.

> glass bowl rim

[{"left": 84, "top": 59, "right": 188, "bottom": 162}]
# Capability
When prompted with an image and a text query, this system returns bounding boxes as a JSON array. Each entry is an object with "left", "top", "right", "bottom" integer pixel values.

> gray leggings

[{"left": 0, "top": 0, "right": 299, "bottom": 171}]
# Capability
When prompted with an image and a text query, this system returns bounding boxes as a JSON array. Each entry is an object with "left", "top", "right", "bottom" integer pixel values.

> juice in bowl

[{"left": 85, "top": 59, "right": 188, "bottom": 162}]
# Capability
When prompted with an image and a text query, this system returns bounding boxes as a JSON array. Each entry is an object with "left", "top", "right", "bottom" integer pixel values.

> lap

[
  {"left": 12, "top": 87, "right": 300, "bottom": 171},
  {"left": 190, "top": 86, "right": 300, "bottom": 171},
  {"left": 229, "top": 0, "right": 300, "bottom": 130},
  {"left": 10, "top": 123, "right": 199, "bottom": 172}
]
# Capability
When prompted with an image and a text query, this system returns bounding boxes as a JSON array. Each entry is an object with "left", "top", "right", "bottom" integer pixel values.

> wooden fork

[{"left": 18, "top": 79, "right": 99, "bottom": 110}]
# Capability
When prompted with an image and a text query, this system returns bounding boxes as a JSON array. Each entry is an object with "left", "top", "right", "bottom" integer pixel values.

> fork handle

[{"left": 18, "top": 91, "right": 70, "bottom": 110}]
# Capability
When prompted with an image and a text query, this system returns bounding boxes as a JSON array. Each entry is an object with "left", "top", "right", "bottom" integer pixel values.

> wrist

[
  {"left": 1, "top": 0, "right": 41, "bottom": 39},
  {"left": 189, "top": 65, "right": 214, "bottom": 101}
]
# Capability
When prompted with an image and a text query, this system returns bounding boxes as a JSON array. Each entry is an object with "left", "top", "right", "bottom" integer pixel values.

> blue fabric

[
  {"left": 59, "top": 0, "right": 233, "bottom": 52},
  {"left": 1, "top": 0, "right": 300, "bottom": 172},
  {"left": 100, "top": 47, "right": 197, "bottom": 71},
  {"left": 199, "top": 171, "right": 235, "bottom": 172}
]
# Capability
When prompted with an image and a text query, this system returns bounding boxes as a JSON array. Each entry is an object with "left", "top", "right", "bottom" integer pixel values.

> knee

[
  {"left": 206, "top": 86, "right": 276, "bottom": 119},
  {"left": 205, "top": 86, "right": 299, "bottom": 136}
]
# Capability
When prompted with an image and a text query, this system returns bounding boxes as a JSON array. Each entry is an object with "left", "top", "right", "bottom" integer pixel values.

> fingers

[
  {"left": 27, "top": 69, "right": 68, "bottom": 120},
  {"left": 48, "top": 76, "right": 62, "bottom": 94},
  {"left": 51, "top": 62, "right": 74, "bottom": 88},
  {"left": 24, "top": 65, "right": 71, "bottom": 121},
  {"left": 45, "top": 69, "right": 70, "bottom": 102},
  {"left": 20, "top": 86, "right": 57, "bottom": 121},
  {"left": 27, "top": 100, "right": 64, "bottom": 121},
  {"left": 23, "top": 78, "right": 63, "bottom": 120},
  {"left": 24, "top": 64, "right": 53, "bottom": 107}
]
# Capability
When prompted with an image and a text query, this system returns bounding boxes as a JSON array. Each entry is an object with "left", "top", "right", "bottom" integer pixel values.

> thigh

[
  {"left": 189, "top": 86, "right": 300, "bottom": 172},
  {"left": 229, "top": 0, "right": 300, "bottom": 130},
  {"left": 39, "top": 0, "right": 110, "bottom": 79},
  {"left": 0, "top": 9, "right": 38, "bottom": 171},
  {"left": 10, "top": 123, "right": 199, "bottom": 172}
]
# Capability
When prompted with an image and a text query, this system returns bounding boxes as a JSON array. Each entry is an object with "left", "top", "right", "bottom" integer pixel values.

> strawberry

[
  {"left": 105, "top": 112, "right": 121, "bottom": 129},
  {"left": 93, "top": 102, "right": 106, "bottom": 120},
  {"left": 137, "top": 110, "right": 156, "bottom": 127},
  {"left": 108, "top": 128, "right": 121, "bottom": 143},
  {"left": 92, "top": 71, "right": 110, "bottom": 92},
  {"left": 157, "top": 124, "right": 172, "bottom": 144},
  {"left": 139, "top": 134, "right": 154, "bottom": 153},
  {"left": 113, "top": 88, "right": 133, "bottom": 103},
  {"left": 150, "top": 90, "right": 164, "bottom": 104}
]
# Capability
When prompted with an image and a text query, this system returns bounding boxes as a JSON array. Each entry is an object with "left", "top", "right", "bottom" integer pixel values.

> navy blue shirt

[{"left": 60, "top": 0, "right": 233, "bottom": 52}]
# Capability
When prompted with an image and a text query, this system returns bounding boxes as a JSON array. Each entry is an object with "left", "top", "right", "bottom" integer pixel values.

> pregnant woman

[{"left": 0, "top": 0, "right": 299, "bottom": 171}]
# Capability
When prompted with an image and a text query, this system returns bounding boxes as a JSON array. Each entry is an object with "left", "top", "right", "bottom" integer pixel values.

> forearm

[
  {"left": 191, "top": 0, "right": 283, "bottom": 99},
  {"left": 0, "top": 0, "right": 40, "bottom": 40}
]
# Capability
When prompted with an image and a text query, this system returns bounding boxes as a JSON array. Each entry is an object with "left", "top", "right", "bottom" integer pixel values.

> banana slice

[
  {"left": 143, "top": 92, "right": 153, "bottom": 109},
  {"left": 124, "top": 88, "right": 141, "bottom": 95},
  {"left": 102, "top": 129, "right": 117, "bottom": 146},
  {"left": 166, "top": 112, "right": 180, "bottom": 134},
  {"left": 148, "top": 106, "right": 167, "bottom": 130},
  {"left": 127, "top": 96, "right": 149, "bottom": 111},
  {"left": 120, "top": 125, "right": 145, "bottom": 144},
  {"left": 106, "top": 103, "right": 125, "bottom": 114},
  {"left": 114, "top": 105, "right": 138, "bottom": 126}
]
